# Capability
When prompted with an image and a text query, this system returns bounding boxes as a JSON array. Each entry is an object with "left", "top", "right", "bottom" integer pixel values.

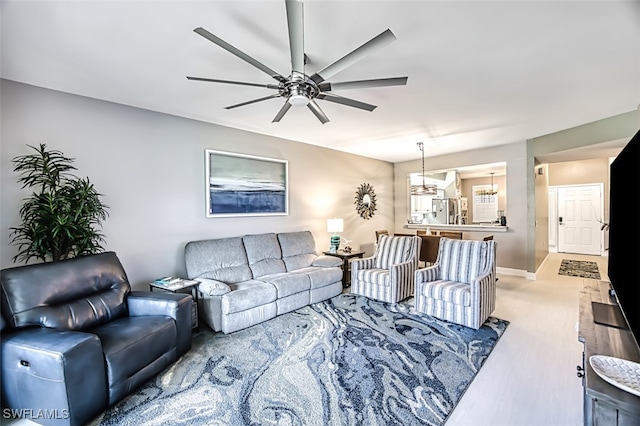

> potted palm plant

[{"left": 9, "top": 143, "right": 109, "bottom": 263}]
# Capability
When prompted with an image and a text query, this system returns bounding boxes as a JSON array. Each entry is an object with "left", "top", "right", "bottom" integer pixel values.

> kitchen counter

[{"left": 405, "top": 223, "right": 508, "bottom": 233}]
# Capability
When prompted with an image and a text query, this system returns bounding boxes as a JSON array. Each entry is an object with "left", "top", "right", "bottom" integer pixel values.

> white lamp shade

[
  {"left": 288, "top": 94, "right": 309, "bottom": 106},
  {"left": 327, "top": 218, "right": 344, "bottom": 233}
]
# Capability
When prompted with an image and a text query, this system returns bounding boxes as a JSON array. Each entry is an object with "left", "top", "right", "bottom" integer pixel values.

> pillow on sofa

[{"left": 196, "top": 278, "right": 231, "bottom": 296}]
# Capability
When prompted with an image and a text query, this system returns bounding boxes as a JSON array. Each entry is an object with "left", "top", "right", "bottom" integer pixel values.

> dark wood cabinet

[
  {"left": 578, "top": 280, "right": 640, "bottom": 425},
  {"left": 322, "top": 250, "right": 365, "bottom": 288}
]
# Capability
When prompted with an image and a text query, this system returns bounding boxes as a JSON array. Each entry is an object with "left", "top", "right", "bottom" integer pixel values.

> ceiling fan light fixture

[
  {"left": 188, "top": 3, "right": 407, "bottom": 123},
  {"left": 288, "top": 94, "right": 309, "bottom": 106}
]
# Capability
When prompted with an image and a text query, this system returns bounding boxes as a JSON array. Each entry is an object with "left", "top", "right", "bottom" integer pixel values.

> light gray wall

[
  {"left": 527, "top": 109, "right": 639, "bottom": 272},
  {"left": 541, "top": 157, "right": 612, "bottom": 261},
  {"left": 1, "top": 80, "right": 394, "bottom": 289},
  {"left": 394, "top": 142, "right": 528, "bottom": 272}
]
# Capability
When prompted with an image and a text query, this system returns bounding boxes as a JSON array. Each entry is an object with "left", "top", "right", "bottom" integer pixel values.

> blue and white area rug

[{"left": 91, "top": 294, "right": 508, "bottom": 426}]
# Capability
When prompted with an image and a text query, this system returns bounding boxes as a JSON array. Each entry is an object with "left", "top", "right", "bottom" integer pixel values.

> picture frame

[{"left": 205, "top": 150, "right": 288, "bottom": 218}]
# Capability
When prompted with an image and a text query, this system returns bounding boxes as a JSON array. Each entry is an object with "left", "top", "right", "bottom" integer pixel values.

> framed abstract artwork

[{"left": 205, "top": 150, "right": 288, "bottom": 217}]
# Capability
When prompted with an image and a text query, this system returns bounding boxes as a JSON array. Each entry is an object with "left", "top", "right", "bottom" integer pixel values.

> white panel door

[
  {"left": 557, "top": 185, "right": 603, "bottom": 255},
  {"left": 548, "top": 187, "right": 558, "bottom": 250}
]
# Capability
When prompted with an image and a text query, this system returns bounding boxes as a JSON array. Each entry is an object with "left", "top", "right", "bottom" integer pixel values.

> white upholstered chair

[
  {"left": 414, "top": 238, "right": 497, "bottom": 329},
  {"left": 351, "top": 235, "right": 421, "bottom": 303}
]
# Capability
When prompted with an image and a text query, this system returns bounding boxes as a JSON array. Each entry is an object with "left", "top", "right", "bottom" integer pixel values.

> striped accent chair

[
  {"left": 351, "top": 235, "right": 421, "bottom": 303},
  {"left": 414, "top": 238, "right": 497, "bottom": 329}
]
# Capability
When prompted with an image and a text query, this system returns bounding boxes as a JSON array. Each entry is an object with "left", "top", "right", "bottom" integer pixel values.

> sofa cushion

[
  {"left": 291, "top": 266, "right": 343, "bottom": 289},
  {"left": 243, "top": 233, "right": 286, "bottom": 278},
  {"left": 185, "top": 238, "right": 252, "bottom": 283},
  {"left": 0, "top": 252, "right": 130, "bottom": 331},
  {"left": 418, "top": 279, "right": 471, "bottom": 306},
  {"left": 223, "top": 280, "right": 277, "bottom": 314},
  {"left": 278, "top": 231, "right": 317, "bottom": 271},
  {"left": 438, "top": 239, "right": 488, "bottom": 284},
  {"left": 355, "top": 268, "right": 390, "bottom": 287},
  {"left": 375, "top": 236, "right": 415, "bottom": 270},
  {"left": 259, "top": 273, "right": 311, "bottom": 298}
]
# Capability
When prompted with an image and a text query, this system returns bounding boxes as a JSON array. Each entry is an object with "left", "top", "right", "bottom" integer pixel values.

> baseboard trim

[{"left": 496, "top": 266, "right": 530, "bottom": 279}]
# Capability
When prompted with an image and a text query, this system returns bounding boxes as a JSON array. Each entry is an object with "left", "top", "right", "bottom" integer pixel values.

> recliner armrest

[
  {"left": 127, "top": 291, "right": 192, "bottom": 356},
  {"left": 1, "top": 328, "right": 108, "bottom": 426},
  {"left": 312, "top": 255, "right": 342, "bottom": 268},
  {"left": 196, "top": 278, "right": 231, "bottom": 296}
]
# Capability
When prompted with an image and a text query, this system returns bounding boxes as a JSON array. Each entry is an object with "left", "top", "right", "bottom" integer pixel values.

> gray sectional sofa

[{"left": 184, "top": 231, "right": 343, "bottom": 334}]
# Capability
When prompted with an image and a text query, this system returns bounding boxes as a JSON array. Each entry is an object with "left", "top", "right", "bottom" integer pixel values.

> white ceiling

[{"left": 2, "top": 0, "right": 638, "bottom": 163}]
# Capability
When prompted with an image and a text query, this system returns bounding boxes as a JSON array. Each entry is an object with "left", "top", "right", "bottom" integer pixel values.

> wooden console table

[{"left": 578, "top": 279, "right": 640, "bottom": 425}]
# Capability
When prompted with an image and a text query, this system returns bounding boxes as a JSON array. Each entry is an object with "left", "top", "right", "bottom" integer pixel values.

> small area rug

[
  {"left": 558, "top": 259, "right": 601, "bottom": 279},
  {"left": 91, "top": 294, "right": 508, "bottom": 426}
]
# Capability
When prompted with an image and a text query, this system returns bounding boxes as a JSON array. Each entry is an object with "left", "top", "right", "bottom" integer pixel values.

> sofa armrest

[
  {"left": 350, "top": 256, "right": 376, "bottom": 276},
  {"left": 351, "top": 256, "right": 375, "bottom": 271},
  {"left": 1, "top": 328, "right": 108, "bottom": 426},
  {"left": 350, "top": 256, "right": 376, "bottom": 283},
  {"left": 127, "top": 291, "right": 192, "bottom": 356},
  {"left": 415, "top": 264, "right": 440, "bottom": 284},
  {"left": 196, "top": 278, "right": 231, "bottom": 296},
  {"left": 312, "top": 255, "right": 342, "bottom": 268},
  {"left": 470, "top": 270, "right": 495, "bottom": 299},
  {"left": 389, "top": 259, "right": 416, "bottom": 288}
]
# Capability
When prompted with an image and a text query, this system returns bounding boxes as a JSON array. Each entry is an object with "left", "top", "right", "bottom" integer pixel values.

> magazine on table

[{"left": 152, "top": 276, "right": 198, "bottom": 290}]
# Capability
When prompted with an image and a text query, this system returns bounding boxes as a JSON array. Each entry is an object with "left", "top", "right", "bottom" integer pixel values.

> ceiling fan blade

[
  {"left": 194, "top": 27, "right": 286, "bottom": 82},
  {"left": 285, "top": 0, "right": 305, "bottom": 77},
  {"left": 316, "top": 93, "right": 377, "bottom": 112},
  {"left": 310, "top": 29, "right": 397, "bottom": 84},
  {"left": 225, "top": 94, "right": 281, "bottom": 110},
  {"left": 307, "top": 100, "right": 330, "bottom": 124},
  {"left": 187, "top": 76, "right": 280, "bottom": 90},
  {"left": 272, "top": 102, "right": 292, "bottom": 122},
  {"left": 318, "top": 77, "right": 408, "bottom": 92}
]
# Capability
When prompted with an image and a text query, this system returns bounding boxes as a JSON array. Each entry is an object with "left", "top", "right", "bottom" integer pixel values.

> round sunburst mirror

[{"left": 355, "top": 183, "right": 377, "bottom": 220}]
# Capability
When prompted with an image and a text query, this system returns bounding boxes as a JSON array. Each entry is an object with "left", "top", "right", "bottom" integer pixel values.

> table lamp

[{"left": 327, "top": 218, "right": 344, "bottom": 253}]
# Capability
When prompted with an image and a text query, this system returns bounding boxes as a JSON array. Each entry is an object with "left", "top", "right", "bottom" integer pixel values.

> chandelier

[
  {"left": 411, "top": 142, "right": 438, "bottom": 195},
  {"left": 479, "top": 172, "right": 497, "bottom": 203}
]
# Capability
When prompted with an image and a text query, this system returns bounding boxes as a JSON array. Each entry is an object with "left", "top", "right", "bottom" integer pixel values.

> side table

[
  {"left": 149, "top": 278, "right": 199, "bottom": 332},
  {"left": 322, "top": 250, "right": 365, "bottom": 288}
]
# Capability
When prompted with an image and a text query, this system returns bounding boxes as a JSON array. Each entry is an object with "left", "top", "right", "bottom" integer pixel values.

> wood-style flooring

[{"left": 446, "top": 252, "right": 606, "bottom": 426}]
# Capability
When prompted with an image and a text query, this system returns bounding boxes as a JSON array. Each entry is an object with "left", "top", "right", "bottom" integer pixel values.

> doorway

[{"left": 554, "top": 184, "right": 604, "bottom": 255}]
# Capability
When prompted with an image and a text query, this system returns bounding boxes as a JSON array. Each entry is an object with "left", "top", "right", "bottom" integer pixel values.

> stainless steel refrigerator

[{"left": 431, "top": 198, "right": 458, "bottom": 225}]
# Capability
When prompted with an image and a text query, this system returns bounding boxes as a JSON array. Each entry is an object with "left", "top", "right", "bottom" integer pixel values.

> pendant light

[
  {"left": 411, "top": 142, "right": 437, "bottom": 195},
  {"left": 481, "top": 172, "right": 497, "bottom": 203}
]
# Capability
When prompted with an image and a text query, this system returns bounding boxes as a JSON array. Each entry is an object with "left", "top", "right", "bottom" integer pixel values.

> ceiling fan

[{"left": 186, "top": 0, "right": 408, "bottom": 124}]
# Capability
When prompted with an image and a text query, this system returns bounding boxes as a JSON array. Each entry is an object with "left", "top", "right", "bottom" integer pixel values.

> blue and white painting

[{"left": 206, "top": 150, "right": 288, "bottom": 217}]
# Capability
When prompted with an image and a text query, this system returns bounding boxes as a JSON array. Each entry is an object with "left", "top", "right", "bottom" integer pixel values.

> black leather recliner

[{"left": 0, "top": 251, "right": 192, "bottom": 426}]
